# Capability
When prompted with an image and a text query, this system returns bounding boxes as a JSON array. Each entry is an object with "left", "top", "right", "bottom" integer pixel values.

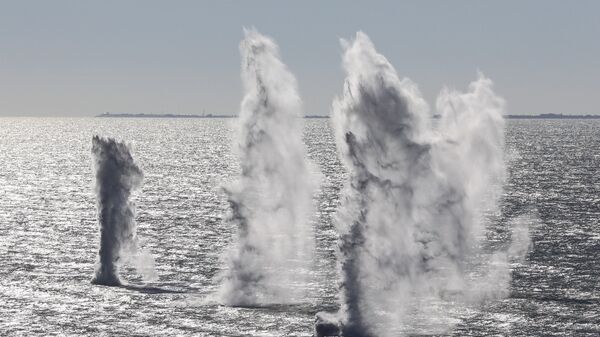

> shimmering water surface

[{"left": 0, "top": 118, "right": 598, "bottom": 336}]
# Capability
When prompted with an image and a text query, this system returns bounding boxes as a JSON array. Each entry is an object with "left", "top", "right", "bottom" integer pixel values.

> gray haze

[
  {"left": 0, "top": 1, "right": 599, "bottom": 116},
  {"left": 218, "top": 29, "right": 318, "bottom": 306},
  {"left": 316, "top": 32, "right": 531, "bottom": 337}
]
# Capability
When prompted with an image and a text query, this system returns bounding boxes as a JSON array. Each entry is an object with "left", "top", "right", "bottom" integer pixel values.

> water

[{"left": 0, "top": 117, "right": 598, "bottom": 336}]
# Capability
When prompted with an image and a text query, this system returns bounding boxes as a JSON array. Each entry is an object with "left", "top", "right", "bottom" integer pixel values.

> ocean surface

[{"left": 0, "top": 117, "right": 598, "bottom": 336}]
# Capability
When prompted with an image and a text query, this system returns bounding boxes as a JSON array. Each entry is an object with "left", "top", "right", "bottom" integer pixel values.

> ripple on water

[{"left": 0, "top": 118, "right": 599, "bottom": 336}]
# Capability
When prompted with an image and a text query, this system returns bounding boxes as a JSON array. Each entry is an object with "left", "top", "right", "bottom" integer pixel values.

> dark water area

[{"left": 480, "top": 120, "right": 600, "bottom": 336}]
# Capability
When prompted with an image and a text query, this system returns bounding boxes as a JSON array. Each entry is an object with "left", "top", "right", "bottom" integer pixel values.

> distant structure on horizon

[
  {"left": 504, "top": 113, "right": 600, "bottom": 119},
  {"left": 96, "top": 112, "right": 600, "bottom": 119},
  {"left": 433, "top": 113, "right": 600, "bottom": 119},
  {"left": 96, "top": 112, "right": 235, "bottom": 118},
  {"left": 95, "top": 112, "right": 328, "bottom": 118}
]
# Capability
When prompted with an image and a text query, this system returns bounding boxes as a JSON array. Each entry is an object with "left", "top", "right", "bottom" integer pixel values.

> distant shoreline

[
  {"left": 504, "top": 113, "right": 600, "bottom": 119},
  {"left": 96, "top": 113, "right": 235, "bottom": 118},
  {"left": 95, "top": 113, "right": 600, "bottom": 119},
  {"left": 95, "top": 113, "right": 328, "bottom": 119}
]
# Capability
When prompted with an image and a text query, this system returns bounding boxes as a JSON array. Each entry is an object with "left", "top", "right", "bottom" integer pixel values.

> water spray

[
  {"left": 91, "top": 136, "right": 156, "bottom": 286},
  {"left": 219, "top": 29, "right": 318, "bottom": 306}
]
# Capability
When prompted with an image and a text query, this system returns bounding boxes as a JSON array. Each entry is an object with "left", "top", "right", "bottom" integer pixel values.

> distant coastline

[
  {"left": 436, "top": 113, "right": 600, "bottom": 119},
  {"left": 95, "top": 112, "right": 600, "bottom": 119},
  {"left": 504, "top": 113, "right": 600, "bottom": 119},
  {"left": 95, "top": 112, "right": 328, "bottom": 118},
  {"left": 95, "top": 112, "right": 234, "bottom": 118}
]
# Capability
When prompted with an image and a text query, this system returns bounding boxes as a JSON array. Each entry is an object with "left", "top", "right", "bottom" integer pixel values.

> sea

[{"left": 0, "top": 117, "right": 598, "bottom": 336}]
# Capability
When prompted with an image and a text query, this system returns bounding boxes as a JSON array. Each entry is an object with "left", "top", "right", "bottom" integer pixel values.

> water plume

[
  {"left": 91, "top": 136, "right": 157, "bottom": 286},
  {"left": 218, "top": 28, "right": 317, "bottom": 306},
  {"left": 315, "top": 32, "right": 531, "bottom": 337}
]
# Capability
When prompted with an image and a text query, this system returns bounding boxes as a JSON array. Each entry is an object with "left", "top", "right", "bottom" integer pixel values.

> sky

[{"left": 0, "top": 1, "right": 599, "bottom": 117}]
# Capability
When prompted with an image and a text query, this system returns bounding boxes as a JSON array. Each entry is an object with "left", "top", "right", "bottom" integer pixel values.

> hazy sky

[{"left": 1, "top": 1, "right": 599, "bottom": 116}]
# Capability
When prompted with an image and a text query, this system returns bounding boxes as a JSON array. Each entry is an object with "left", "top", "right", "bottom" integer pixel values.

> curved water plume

[
  {"left": 91, "top": 136, "right": 157, "bottom": 286},
  {"left": 219, "top": 28, "right": 318, "bottom": 306},
  {"left": 315, "top": 32, "right": 531, "bottom": 337}
]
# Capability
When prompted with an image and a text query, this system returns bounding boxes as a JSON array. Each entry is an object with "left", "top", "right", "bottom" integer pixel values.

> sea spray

[
  {"left": 91, "top": 136, "right": 157, "bottom": 286},
  {"left": 315, "top": 32, "right": 531, "bottom": 337},
  {"left": 219, "top": 29, "right": 318, "bottom": 306}
]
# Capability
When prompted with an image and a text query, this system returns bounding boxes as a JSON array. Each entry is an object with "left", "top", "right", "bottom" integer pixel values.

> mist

[
  {"left": 316, "top": 32, "right": 532, "bottom": 337},
  {"left": 218, "top": 29, "right": 318, "bottom": 306},
  {"left": 91, "top": 136, "right": 157, "bottom": 286}
]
